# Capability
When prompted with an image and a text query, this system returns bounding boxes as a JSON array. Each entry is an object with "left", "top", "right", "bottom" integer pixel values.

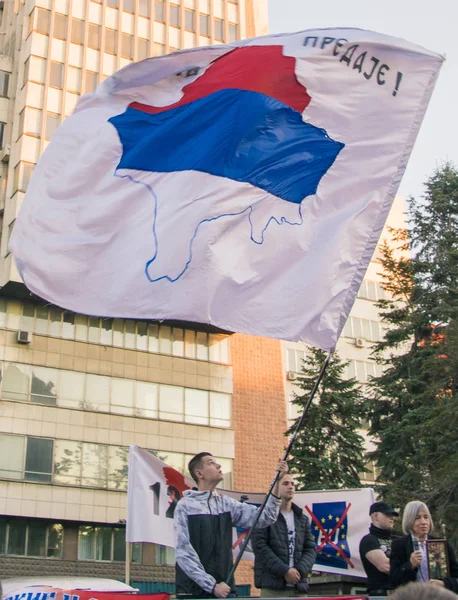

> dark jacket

[
  {"left": 390, "top": 534, "right": 458, "bottom": 593},
  {"left": 252, "top": 503, "right": 317, "bottom": 591}
]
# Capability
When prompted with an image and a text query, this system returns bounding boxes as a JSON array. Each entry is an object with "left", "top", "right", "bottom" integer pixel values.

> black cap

[{"left": 369, "top": 501, "right": 399, "bottom": 517}]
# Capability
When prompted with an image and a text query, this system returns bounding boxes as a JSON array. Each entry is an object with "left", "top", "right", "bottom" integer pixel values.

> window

[
  {"left": 286, "top": 348, "right": 306, "bottom": 373},
  {"left": 121, "top": 33, "right": 133, "bottom": 59},
  {"left": 184, "top": 9, "right": 195, "bottom": 31},
  {"left": 214, "top": 18, "right": 223, "bottom": 41},
  {"left": 49, "top": 61, "right": 63, "bottom": 88},
  {"left": 0, "top": 434, "right": 25, "bottom": 479},
  {"left": 343, "top": 359, "right": 383, "bottom": 382},
  {"left": 159, "top": 385, "right": 183, "bottom": 422},
  {"left": 358, "top": 279, "right": 386, "bottom": 301},
  {"left": 123, "top": 0, "right": 134, "bottom": 12},
  {"left": 137, "top": 38, "right": 149, "bottom": 61},
  {"left": 156, "top": 545, "right": 176, "bottom": 565},
  {"left": 36, "top": 8, "right": 51, "bottom": 34},
  {"left": 105, "top": 29, "right": 117, "bottom": 54},
  {"left": 228, "top": 23, "right": 238, "bottom": 42},
  {"left": 25, "top": 437, "right": 53, "bottom": 482},
  {"left": 0, "top": 72, "right": 9, "bottom": 98},
  {"left": 31, "top": 366, "right": 57, "bottom": 405},
  {"left": 85, "top": 71, "right": 98, "bottom": 93},
  {"left": 20, "top": 107, "right": 42, "bottom": 137},
  {"left": 342, "top": 317, "right": 382, "bottom": 342},
  {"left": 139, "top": 0, "right": 150, "bottom": 17},
  {"left": 53, "top": 13, "right": 67, "bottom": 39},
  {"left": 153, "top": 43, "right": 165, "bottom": 56},
  {"left": 45, "top": 113, "right": 60, "bottom": 141},
  {"left": 0, "top": 122, "right": 5, "bottom": 148},
  {"left": 71, "top": 18, "right": 84, "bottom": 44},
  {"left": 170, "top": 3, "right": 180, "bottom": 26},
  {"left": 88, "top": 24, "right": 101, "bottom": 50},
  {"left": 107, "top": 0, "right": 119, "bottom": 7},
  {"left": 155, "top": 0, "right": 164, "bottom": 22},
  {"left": 78, "top": 525, "right": 141, "bottom": 562},
  {"left": 22, "top": 58, "right": 30, "bottom": 87},
  {"left": 199, "top": 14, "right": 209, "bottom": 36},
  {"left": 13, "top": 162, "right": 35, "bottom": 192},
  {"left": 0, "top": 520, "right": 63, "bottom": 558}
]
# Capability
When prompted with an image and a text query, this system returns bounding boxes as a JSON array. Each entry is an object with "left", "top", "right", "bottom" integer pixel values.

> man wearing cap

[{"left": 359, "top": 501, "right": 399, "bottom": 596}]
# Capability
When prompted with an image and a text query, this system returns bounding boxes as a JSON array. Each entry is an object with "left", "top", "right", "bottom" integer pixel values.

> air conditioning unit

[
  {"left": 286, "top": 371, "right": 297, "bottom": 381},
  {"left": 17, "top": 330, "right": 32, "bottom": 344},
  {"left": 355, "top": 337, "right": 365, "bottom": 348},
  {"left": 0, "top": 144, "right": 10, "bottom": 163}
]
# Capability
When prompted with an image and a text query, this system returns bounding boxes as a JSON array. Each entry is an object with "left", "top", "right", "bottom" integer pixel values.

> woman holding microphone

[{"left": 390, "top": 501, "right": 458, "bottom": 593}]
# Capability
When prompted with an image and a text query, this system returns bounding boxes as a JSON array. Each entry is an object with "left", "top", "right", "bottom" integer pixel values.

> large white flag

[
  {"left": 127, "top": 446, "right": 375, "bottom": 578},
  {"left": 10, "top": 30, "right": 443, "bottom": 349}
]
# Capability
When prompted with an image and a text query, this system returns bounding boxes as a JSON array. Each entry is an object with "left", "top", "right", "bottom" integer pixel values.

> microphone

[{"left": 413, "top": 536, "right": 421, "bottom": 552}]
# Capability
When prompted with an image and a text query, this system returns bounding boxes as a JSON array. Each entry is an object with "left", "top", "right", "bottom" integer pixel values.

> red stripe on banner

[{"left": 131, "top": 46, "right": 311, "bottom": 115}]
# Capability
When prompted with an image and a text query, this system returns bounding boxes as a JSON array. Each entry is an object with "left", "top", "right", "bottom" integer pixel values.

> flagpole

[
  {"left": 125, "top": 541, "right": 131, "bottom": 586},
  {"left": 225, "top": 349, "right": 333, "bottom": 585}
]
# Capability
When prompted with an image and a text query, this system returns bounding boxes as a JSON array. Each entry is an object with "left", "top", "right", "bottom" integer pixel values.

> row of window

[
  {"left": 342, "top": 317, "right": 383, "bottom": 342},
  {"left": 0, "top": 520, "right": 142, "bottom": 562},
  {"left": 0, "top": 299, "right": 231, "bottom": 364},
  {"left": 286, "top": 349, "right": 383, "bottom": 383},
  {"left": 357, "top": 279, "right": 386, "bottom": 302},
  {"left": 0, "top": 434, "right": 232, "bottom": 489},
  {"left": 30, "top": 6, "right": 238, "bottom": 41},
  {"left": 2, "top": 361, "right": 232, "bottom": 426}
]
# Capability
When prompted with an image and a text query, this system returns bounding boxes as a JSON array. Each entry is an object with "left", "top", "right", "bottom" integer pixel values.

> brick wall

[{"left": 230, "top": 333, "right": 287, "bottom": 595}]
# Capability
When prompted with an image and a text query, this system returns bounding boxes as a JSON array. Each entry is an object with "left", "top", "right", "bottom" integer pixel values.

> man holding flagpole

[{"left": 174, "top": 452, "right": 288, "bottom": 599}]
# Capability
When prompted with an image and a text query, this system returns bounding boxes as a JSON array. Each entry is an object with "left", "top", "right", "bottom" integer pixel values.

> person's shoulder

[
  {"left": 359, "top": 532, "right": 379, "bottom": 552},
  {"left": 391, "top": 534, "right": 408, "bottom": 550}
]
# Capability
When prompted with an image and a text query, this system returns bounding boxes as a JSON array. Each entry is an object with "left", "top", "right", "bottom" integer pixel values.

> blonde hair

[{"left": 402, "top": 501, "right": 433, "bottom": 535}]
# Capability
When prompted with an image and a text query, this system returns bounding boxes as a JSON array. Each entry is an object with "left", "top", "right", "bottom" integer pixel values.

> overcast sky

[{"left": 267, "top": 0, "right": 457, "bottom": 200}]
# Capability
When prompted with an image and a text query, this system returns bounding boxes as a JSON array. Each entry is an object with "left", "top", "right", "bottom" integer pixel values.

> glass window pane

[
  {"left": 343, "top": 360, "right": 356, "bottom": 380},
  {"left": 0, "top": 298, "right": 6, "bottom": 328},
  {"left": 53, "top": 13, "right": 67, "bottom": 39},
  {"left": 185, "top": 9, "right": 195, "bottom": 31},
  {"left": 78, "top": 525, "right": 95, "bottom": 559},
  {"left": 108, "top": 446, "right": 129, "bottom": 490},
  {"left": 148, "top": 323, "right": 159, "bottom": 352},
  {"left": 113, "top": 319, "right": 124, "bottom": 346},
  {"left": 113, "top": 527, "right": 126, "bottom": 560},
  {"left": 8, "top": 520, "right": 27, "bottom": 555},
  {"left": 54, "top": 440, "right": 82, "bottom": 485},
  {"left": 21, "top": 302, "right": 35, "bottom": 330},
  {"left": 376, "top": 283, "right": 385, "bottom": 300},
  {"left": 101, "top": 319, "right": 113, "bottom": 345},
  {"left": 0, "top": 519, "right": 6, "bottom": 554},
  {"left": 105, "top": 29, "right": 117, "bottom": 54},
  {"left": 342, "top": 318, "right": 352, "bottom": 338},
  {"left": 85, "top": 70, "right": 98, "bottom": 93},
  {"left": 155, "top": 0, "right": 165, "bottom": 21},
  {"left": 286, "top": 349, "right": 296, "bottom": 373},
  {"left": 121, "top": 33, "right": 133, "bottom": 58},
  {"left": 184, "top": 329, "right": 196, "bottom": 359},
  {"left": 199, "top": 14, "right": 209, "bottom": 36},
  {"left": 208, "top": 334, "right": 229, "bottom": 363},
  {"left": 124, "top": 320, "right": 135, "bottom": 349},
  {"left": 170, "top": 3, "right": 180, "bottom": 26},
  {"left": 86, "top": 374, "right": 110, "bottom": 411},
  {"left": 59, "top": 371, "right": 85, "bottom": 408},
  {"left": 31, "top": 366, "right": 57, "bottom": 405},
  {"left": 49, "top": 307, "right": 62, "bottom": 336},
  {"left": 36, "top": 8, "right": 50, "bottom": 34},
  {"left": 185, "top": 388, "right": 208, "bottom": 425},
  {"left": 123, "top": 0, "right": 134, "bottom": 11},
  {"left": 45, "top": 113, "right": 59, "bottom": 140},
  {"left": 367, "top": 281, "right": 377, "bottom": 300},
  {"left": 362, "top": 319, "right": 371, "bottom": 341},
  {"left": 209, "top": 392, "right": 231, "bottom": 427},
  {"left": 0, "top": 434, "right": 25, "bottom": 479},
  {"left": 75, "top": 314, "right": 88, "bottom": 341},
  {"left": 62, "top": 312, "right": 75, "bottom": 339},
  {"left": 47, "top": 523, "right": 64, "bottom": 558},
  {"left": 153, "top": 43, "right": 165, "bottom": 55},
  {"left": 3, "top": 363, "right": 30, "bottom": 401},
  {"left": 111, "top": 379, "right": 134, "bottom": 415},
  {"left": 35, "top": 305, "right": 49, "bottom": 334},
  {"left": 96, "top": 527, "right": 112, "bottom": 560},
  {"left": 135, "top": 381, "right": 158, "bottom": 418},
  {"left": 82, "top": 443, "right": 108, "bottom": 487},
  {"left": 139, "top": 0, "right": 150, "bottom": 17},
  {"left": 366, "top": 361, "right": 376, "bottom": 379},
  {"left": 159, "top": 326, "right": 171, "bottom": 354},
  {"left": 355, "top": 360, "right": 366, "bottom": 382},
  {"left": 136, "top": 321, "right": 148, "bottom": 350},
  {"left": 107, "top": 0, "right": 119, "bottom": 6},
  {"left": 371, "top": 320, "right": 381, "bottom": 342},
  {"left": 25, "top": 437, "right": 53, "bottom": 482},
  {"left": 27, "top": 521, "right": 47, "bottom": 556},
  {"left": 137, "top": 38, "right": 149, "bottom": 60},
  {"left": 88, "top": 317, "right": 101, "bottom": 343},
  {"left": 214, "top": 18, "right": 223, "bottom": 41},
  {"left": 67, "top": 66, "right": 82, "bottom": 94},
  {"left": 71, "top": 18, "right": 84, "bottom": 44},
  {"left": 352, "top": 318, "right": 363, "bottom": 338},
  {"left": 228, "top": 23, "right": 238, "bottom": 42},
  {"left": 159, "top": 385, "right": 183, "bottom": 421},
  {"left": 49, "top": 62, "right": 63, "bottom": 88},
  {"left": 88, "top": 23, "right": 101, "bottom": 49},
  {"left": 172, "top": 328, "right": 184, "bottom": 357},
  {"left": 196, "top": 331, "right": 208, "bottom": 361}
]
